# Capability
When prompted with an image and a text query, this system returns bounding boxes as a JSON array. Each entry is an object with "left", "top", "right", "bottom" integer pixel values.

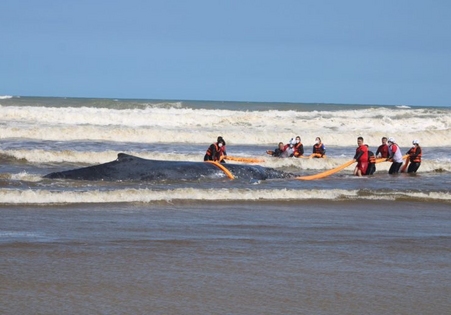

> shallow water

[
  {"left": 1, "top": 96, "right": 450, "bottom": 314},
  {"left": 1, "top": 201, "right": 450, "bottom": 314}
]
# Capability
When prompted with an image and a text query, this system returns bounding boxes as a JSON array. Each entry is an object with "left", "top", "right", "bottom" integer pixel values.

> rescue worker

[
  {"left": 387, "top": 137, "right": 403, "bottom": 174},
  {"left": 293, "top": 135, "right": 304, "bottom": 158},
  {"left": 311, "top": 137, "right": 326, "bottom": 158},
  {"left": 406, "top": 140, "right": 422, "bottom": 173},
  {"left": 353, "top": 137, "right": 369, "bottom": 176},
  {"left": 376, "top": 137, "right": 389, "bottom": 158},
  {"left": 204, "top": 136, "right": 227, "bottom": 163},
  {"left": 266, "top": 142, "right": 286, "bottom": 158},
  {"left": 366, "top": 146, "right": 377, "bottom": 175},
  {"left": 283, "top": 138, "right": 296, "bottom": 157}
]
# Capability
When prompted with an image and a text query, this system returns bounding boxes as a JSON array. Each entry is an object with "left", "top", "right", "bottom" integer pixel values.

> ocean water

[{"left": 1, "top": 96, "right": 450, "bottom": 314}]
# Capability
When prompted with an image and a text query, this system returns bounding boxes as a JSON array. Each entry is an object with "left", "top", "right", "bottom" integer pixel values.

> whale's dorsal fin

[{"left": 117, "top": 153, "right": 134, "bottom": 161}]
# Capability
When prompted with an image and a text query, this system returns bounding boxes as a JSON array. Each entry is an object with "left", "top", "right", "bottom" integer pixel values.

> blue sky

[{"left": 1, "top": 0, "right": 450, "bottom": 106}]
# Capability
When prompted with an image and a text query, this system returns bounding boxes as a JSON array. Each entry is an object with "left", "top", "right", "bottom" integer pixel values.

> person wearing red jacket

[
  {"left": 376, "top": 137, "right": 389, "bottom": 158},
  {"left": 353, "top": 136, "right": 369, "bottom": 176}
]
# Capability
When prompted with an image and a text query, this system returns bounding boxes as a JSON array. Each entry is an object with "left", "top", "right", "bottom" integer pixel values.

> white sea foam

[
  {"left": 0, "top": 95, "right": 13, "bottom": 99},
  {"left": 9, "top": 171, "right": 43, "bottom": 182},
  {"left": 1, "top": 187, "right": 450, "bottom": 205},
  {"left": 1, "top": 105, "right": 450, "bottom": 147}
]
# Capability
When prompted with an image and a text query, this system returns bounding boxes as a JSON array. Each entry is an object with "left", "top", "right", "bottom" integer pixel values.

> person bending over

[{"left": 204, "top": 136, "right": 227, "bottom": 163}]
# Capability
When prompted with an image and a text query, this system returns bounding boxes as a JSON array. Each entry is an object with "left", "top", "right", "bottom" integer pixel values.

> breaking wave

[
  {"left": 1, "top": 187, "right": 450, "bottom": 205},
  {"left": 1, "top": 104, "right": 450, "bottom": 146}
]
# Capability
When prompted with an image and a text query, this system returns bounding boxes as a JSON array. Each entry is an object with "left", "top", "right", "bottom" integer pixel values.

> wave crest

[
  {"left": 1, "top": 105, "right": 450, "bottom": 146},
  {"left": 1, "top": 188, "right": 450, "bottom": 205}
]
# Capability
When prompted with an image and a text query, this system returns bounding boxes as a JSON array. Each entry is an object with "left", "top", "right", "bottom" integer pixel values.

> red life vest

[
  {"left": 313, "top": 143, "right": 323, "bottom": 154},
  {"left": 294, "top": 142, "right": 303, "bottom": 156},
  {"left": 368, "top": 151, "right": 376, "bottom": 163},
  {"left": 355, "top": 145, "right": 368, "bottom": 163},
  {"left": 205, "top": 143, "right": 220, "bottom": 161},
  {"left": 408, "top": 146, "right": 422, "bottom": 163}
]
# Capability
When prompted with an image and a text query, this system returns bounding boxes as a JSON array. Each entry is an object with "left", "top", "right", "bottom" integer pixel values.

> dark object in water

[{"left": 44, "top": 153, "right": 294, "bottom": 182}]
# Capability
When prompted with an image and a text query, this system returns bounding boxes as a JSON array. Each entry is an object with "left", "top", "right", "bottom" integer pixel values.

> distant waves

[{"left": 1, "top": 99, "right": 450, "bottom": 147}]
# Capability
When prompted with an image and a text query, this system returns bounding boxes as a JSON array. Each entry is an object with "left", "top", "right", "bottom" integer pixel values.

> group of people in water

[
  {"left": 266, "top": 136, "right": 326, "bottom": 159},
  {"left": 204, "top": 135, "right": 422, "bottom": 176},
  {"left": 353, "top": 136, "right": 422, "bottom": 176},
  {"left": 267, "top": 135, "right": 422, "bottom": 176}
]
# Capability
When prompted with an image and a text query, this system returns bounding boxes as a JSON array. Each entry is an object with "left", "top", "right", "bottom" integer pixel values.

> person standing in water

[
  {"left": 387, "top": 137, "right": 403, "bottom": 174},
  {"left": 406, "top": 140, "right": 422, "bottom": 173},
  {"left": 376, "top": 137, "right": 389, "bottom": 158},
  {"left": 353, "top": 137, "right": 369, "bottom": 176},
  {"left": 366, "top": 145, "right": 377, "bottom": 175}
]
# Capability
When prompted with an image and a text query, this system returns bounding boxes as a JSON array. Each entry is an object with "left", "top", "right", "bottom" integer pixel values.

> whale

[{"left": 44, "top": 153, "right": 295, "bottom": 181}]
